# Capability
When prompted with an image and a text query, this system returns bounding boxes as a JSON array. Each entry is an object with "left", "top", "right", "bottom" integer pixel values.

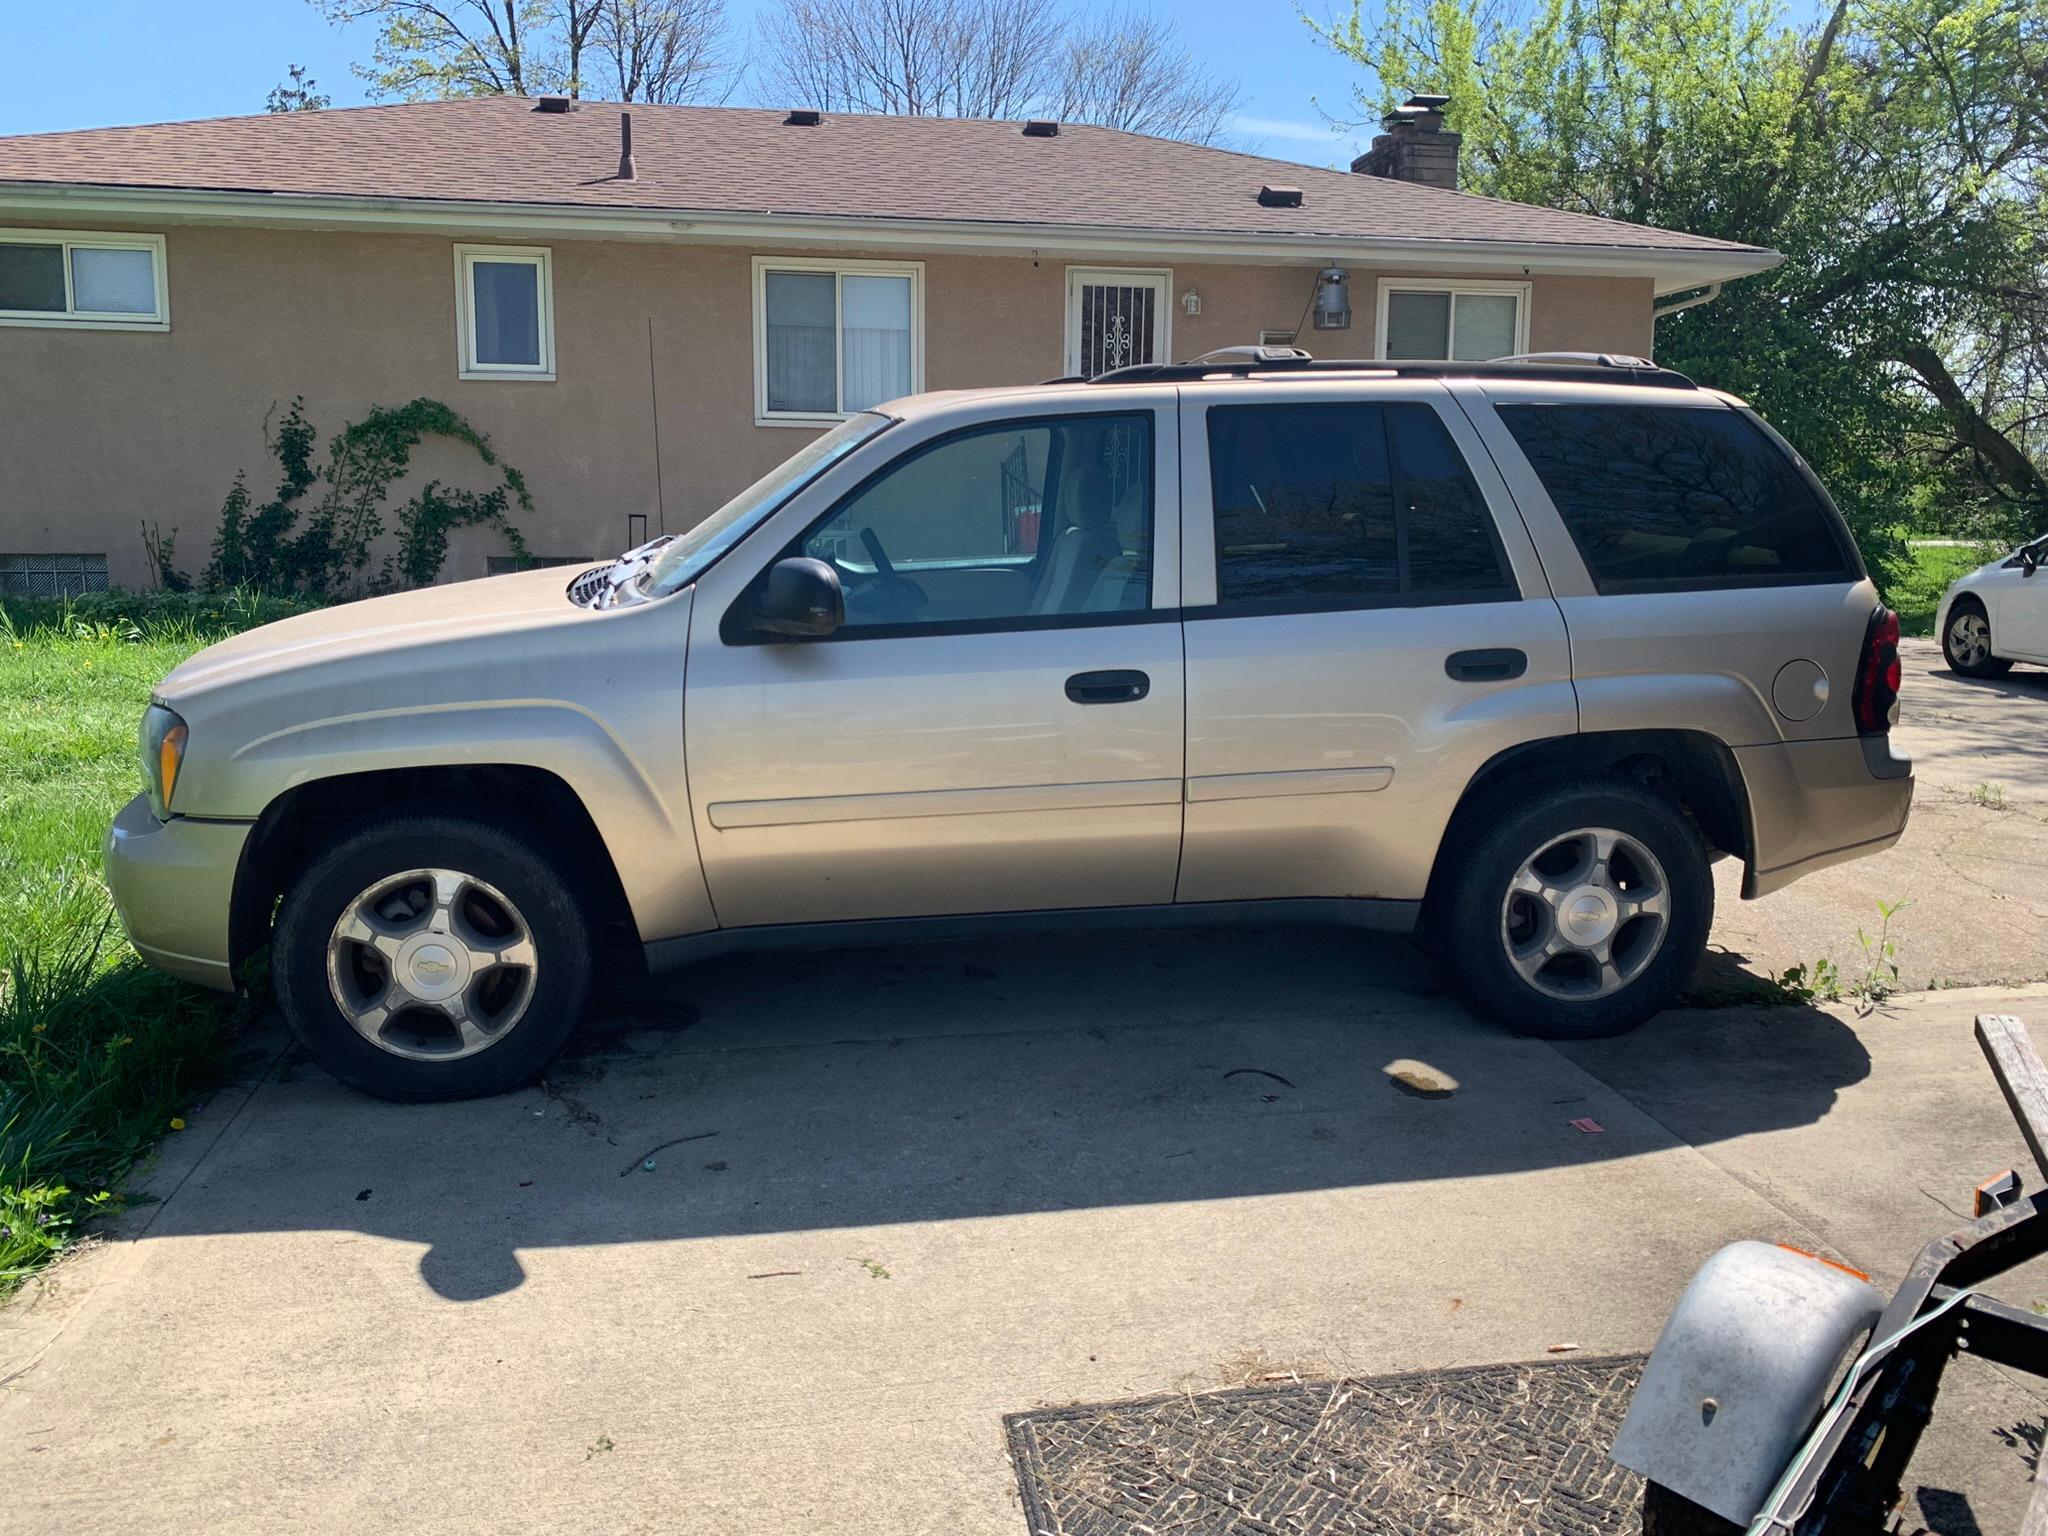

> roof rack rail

[{"left": 1082, "top": 346, "right": 1696, "bottom": 390}]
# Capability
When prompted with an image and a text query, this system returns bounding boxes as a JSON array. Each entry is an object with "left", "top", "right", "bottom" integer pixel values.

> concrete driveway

[
  {"left": 3, "top": 645, "right": 2046, "bottom": 1534},
  {"left": 7, "top": 953, "right": 2048, "bottom": 1532}
]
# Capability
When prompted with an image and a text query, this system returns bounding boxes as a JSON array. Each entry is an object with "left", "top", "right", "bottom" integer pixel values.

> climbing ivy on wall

[{"left": 202, "top": 397, "right": 530, "bottom": 597}]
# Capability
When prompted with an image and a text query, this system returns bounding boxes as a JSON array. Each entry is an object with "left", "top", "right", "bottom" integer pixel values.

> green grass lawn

[
  {"left": 1885, "top": 540, "right": 1996, "bottom": 638},
  {"left": 0, "top": 606, "right": 248, "bottom": 1287}
]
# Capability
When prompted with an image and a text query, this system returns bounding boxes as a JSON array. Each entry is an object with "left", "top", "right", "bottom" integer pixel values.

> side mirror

[
  {"left": 748, "top": 557, "right": 843, "bottom": 637},
  {"left": 2023, "top": 550, "right": 2039, "bottom": 578}
]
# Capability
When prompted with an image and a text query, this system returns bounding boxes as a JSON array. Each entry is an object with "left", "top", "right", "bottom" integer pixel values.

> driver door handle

[{"left": 1066, "top": 669, "right": 1150, "bottom": 704}]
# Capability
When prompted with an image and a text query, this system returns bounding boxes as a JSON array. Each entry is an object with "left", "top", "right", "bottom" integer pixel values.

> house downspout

[{"left": 1653, "top": 281, "right": 1723, "bottom": 320}]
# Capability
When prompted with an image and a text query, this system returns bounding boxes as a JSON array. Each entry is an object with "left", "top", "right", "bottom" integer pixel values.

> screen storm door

[{"left": 1066, "top": 269, "right": 1172, "bottom": 379}]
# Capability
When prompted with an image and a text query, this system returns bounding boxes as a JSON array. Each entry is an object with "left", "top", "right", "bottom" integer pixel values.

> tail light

[{"left": 1852, "top": 605, "right": 1901, "bottom": 734}]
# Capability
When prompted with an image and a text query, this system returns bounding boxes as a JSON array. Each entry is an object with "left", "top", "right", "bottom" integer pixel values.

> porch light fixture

[
  {"left": 1181, "top": 290, "right": 1202, "bottom": 316},
  {"left": 1312, "top": 266, "right": 1352, "bottom": 330}
]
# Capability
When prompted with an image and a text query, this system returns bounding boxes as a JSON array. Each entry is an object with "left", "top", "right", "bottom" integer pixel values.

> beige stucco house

[{"left": 0, "top": 93, "right": 1778, "bottom": 593}]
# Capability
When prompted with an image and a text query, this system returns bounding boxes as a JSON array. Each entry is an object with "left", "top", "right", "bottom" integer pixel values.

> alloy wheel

[
  {"left": 1500, "top": 827, "right": 1671, "bottom": 1001},
  {"left": 326, "top": 867, "right": 539, "bottom": 1061},
  {"left": 1948, "top": 610, "right": 1992, "bottom": 669}
]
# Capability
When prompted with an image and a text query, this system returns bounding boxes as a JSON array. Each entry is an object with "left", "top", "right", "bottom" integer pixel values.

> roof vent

[
  {"left": 785, "top": 108, "right": 823, "bottom": 126},
  {"left": 617, "top": 110, "right": 636, "bottom": 181},
  {"left": 1257, "top": 184, "right": 1304, "bottom": 208},
  {"left": 533, "top": 96, "right": 576, "bottom": 114},
  {"left": 1022, "top": 119, "right": 1060, "bottom": 137}
]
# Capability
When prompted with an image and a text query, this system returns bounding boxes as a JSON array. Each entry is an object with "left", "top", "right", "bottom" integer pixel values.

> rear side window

[
  {"left": 1206, "top": 402, "right": 1514, "bottom": 611},
  {"left": 1496, "top": 403, "right": 1854, "bottom": 592}
]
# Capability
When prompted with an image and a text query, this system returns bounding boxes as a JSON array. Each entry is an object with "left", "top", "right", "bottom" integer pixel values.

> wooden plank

[
  {"left": 1976, "top": 1014, "right": 2048, "bottom": 1183},
  {"left": 2025, "top": 1441, "right": 2048, "bottom": 1536}
]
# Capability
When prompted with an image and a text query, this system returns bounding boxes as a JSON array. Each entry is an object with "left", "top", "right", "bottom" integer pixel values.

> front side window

[
  {"left": 757, "top": 259, "right": 921, "bottom": 422},
  {"left": 799, "top": 413, "right": 1152, "bottom": 632},
  {"left": 1379, "top": 281, "right": 1526, "bottom": 361},
  {"left": 1206, "top": 402, "right": 1513, "bottom": 611},
  {"left": 455, "top": 245, "right": 554, "bottom": 379},
  {"left": 0, "top": 231, "right": 166, "bottom": 330},
  {"left": 1496, "top": 402, "right": 1856, "bottom": 592}
]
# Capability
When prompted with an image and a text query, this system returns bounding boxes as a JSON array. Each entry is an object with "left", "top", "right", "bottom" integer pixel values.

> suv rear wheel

[
  {"left": 273, "top": 813, "right": 593, "bottom": 1101},
  {"left": 1441, "top": 775, "right": 1712, "bottom": 1039}
]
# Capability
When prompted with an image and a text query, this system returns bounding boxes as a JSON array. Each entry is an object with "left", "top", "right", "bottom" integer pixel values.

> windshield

[{"left": 644, "top": 412, "right": 893, "bottom": 597}]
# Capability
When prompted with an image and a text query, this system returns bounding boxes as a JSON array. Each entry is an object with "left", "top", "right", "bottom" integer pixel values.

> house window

[
  {"left": 753, "top": 257, "right": 922, "bottom": 425},
  {"left": 0, "top": 230, "right": 167, "bottom": 331},
  {"left": 1377, "top": 279, "right": 1529, "bottom": 362},
  {"left": 0, "top": 553, "right": 110, "bottom": 597},
  {"left": 454, "top": 245, "right": 555, "bottom": 379}
]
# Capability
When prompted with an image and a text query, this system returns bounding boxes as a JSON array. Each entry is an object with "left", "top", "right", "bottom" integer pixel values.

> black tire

[
  {"left": 1440, "top": 773, "right": 1713, "bottom": 1040},
  {"left": 1642, "top": 1482, "right": 1741, "bottom": 1536},
  {"left": 272, "top": 812, "right": 593, "bottom": 1102},
  {"left": 1941, "top": 595, "right": 2012, "bottom": 678}
]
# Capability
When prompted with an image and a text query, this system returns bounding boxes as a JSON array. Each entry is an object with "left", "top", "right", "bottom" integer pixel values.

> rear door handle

[
  {"left": 1065, "top": 669, "right": 1151, "bottom": 704},
  {"left": 1445, "top": 648, "right": 1527, "bottom": 683}
]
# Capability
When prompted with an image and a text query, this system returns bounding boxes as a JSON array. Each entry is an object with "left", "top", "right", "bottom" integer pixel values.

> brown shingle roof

[{"left": 0, "top": 98, "right": 1765, "bottom": 259}]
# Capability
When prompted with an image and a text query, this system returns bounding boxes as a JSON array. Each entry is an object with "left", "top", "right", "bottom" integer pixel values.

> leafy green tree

[
  {"left": 1308, "top": 0, "right": 2048, "bottom": 561},
  {"left": 266, "top": 64, "right": 332, "bottom": 112}
]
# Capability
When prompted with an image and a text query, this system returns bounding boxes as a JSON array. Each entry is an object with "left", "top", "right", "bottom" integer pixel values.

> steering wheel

[
  {"left": 847, "top": 526, "right": 927, "bottom": 622},
  {"left": 860, "top": 527, "right": 899, "bottom": 581}
]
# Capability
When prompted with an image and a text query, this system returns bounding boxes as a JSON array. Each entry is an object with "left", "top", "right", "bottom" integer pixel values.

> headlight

[{"left": 140, "top": 704, "right": 189, "bottom": 816}]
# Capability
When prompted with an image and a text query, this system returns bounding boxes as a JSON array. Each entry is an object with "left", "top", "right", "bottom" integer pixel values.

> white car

[{"left": 1937, "top": 534, "right": 2048, "bottom": 676}]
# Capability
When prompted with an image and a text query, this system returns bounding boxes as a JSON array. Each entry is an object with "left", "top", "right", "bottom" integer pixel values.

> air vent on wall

[
  {"left": 1022, "top": 119, "right": 1060, "bottom": 137},
  {"left": 1257, "top": 184, "right": 1304, "bottom": 208},
  {"left": 785, "top": 109, "right": 823, "bottom": 126}
]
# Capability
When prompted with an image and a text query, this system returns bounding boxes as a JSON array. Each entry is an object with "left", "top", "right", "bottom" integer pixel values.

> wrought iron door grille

[{"left": 1079, "top": 284, "right": 1159, "bottom": 379}]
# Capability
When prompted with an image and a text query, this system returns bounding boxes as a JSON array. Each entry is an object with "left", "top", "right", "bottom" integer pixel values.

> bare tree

[
  {"left": 759, "top": 0, "right": 1059, "bottom": 121},
  {"left": 1054, "top": 7, "right": 1241, "bottom": 144},
  {"left": 591, "top": 0, "right": 737, "bottom": 103},
  {"left": 758, "top": 0, "right": 1239, "bottom": 140}
]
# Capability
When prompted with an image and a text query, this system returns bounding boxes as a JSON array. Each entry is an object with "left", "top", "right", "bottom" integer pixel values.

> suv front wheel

[
  {"left": 273, "top": 812, "right": 594, "bottom": 1101},
  {"left": 1441, "top": 776, "right": 1712, "bottom": 1039}
]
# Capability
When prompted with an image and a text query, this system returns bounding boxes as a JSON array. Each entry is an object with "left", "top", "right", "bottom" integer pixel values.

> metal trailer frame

[{"left": 1758, "top": 1013, "right": 2048, "bottom": 1534}]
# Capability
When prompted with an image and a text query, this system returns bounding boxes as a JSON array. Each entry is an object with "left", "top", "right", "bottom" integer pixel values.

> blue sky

[{"left": 2, "top": 0, "right": 1384, "bottom": 167}]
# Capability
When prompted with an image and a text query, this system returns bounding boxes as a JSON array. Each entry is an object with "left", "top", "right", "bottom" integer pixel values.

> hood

[{"left": 158, "top": 565, "right": 598, "bottom": 701}]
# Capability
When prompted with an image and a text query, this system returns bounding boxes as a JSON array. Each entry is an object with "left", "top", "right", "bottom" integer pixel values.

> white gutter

[
  {"left": 1653, "top": 281, "right": 1725, "bottom": 318},
  {"left": 0, "top": 181, "right": 1784, "bottom": 295}
]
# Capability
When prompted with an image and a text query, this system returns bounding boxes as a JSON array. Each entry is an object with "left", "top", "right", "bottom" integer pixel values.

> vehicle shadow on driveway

[{"left": 181, "top": 926, "right": 1869, "bottom": 1300}]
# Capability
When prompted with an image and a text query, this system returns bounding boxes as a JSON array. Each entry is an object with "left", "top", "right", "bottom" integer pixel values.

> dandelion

[
  {"left": 169, "top": 1117, "right": 186, "bottom": 1131},
  {"left": 31, "top": 1023, "right": 46, "bottom": 1034}
]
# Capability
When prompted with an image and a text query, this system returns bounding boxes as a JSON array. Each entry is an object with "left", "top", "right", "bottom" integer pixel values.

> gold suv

[{"left": 107, "top": 351, "right": 1914, "bottom": 1100}]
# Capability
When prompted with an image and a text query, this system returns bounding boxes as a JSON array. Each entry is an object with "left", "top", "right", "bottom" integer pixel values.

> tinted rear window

[
  {"left": 1496, "top": 403, "right": 1853, "bottom": 592},
  {"left": 1207, "top": 402, "right": 1513, "bottom": 610}
]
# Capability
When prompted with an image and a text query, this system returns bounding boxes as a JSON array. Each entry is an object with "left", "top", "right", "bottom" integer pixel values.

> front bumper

[
  {"left": 103, "top": 792, "right": 251, "bottom": 992},
  {"left": 1736, "top": 735, "right": 1914, "bottom": 899}
]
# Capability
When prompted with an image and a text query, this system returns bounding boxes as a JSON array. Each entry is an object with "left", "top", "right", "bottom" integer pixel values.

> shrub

[
  {"left": 203, "top": 397, "right": 530, "bottom": 598},
  {"left": 0, "top": 589, "right": 319, "bottom": 645}
]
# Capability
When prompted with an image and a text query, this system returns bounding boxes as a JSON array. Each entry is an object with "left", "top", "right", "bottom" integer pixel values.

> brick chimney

[{"left": 1351, "top": 93, "right": 1461, "bottom": 191}]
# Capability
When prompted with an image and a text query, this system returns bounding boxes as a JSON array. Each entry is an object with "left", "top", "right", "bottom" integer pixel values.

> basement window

[
  {"left": 455, "top": 244, "right": 555, "bottom": 380},
  {"left": 0, "top": 230, "right": 167, "bottom": 331},
  {"left": 1378, "top": 279, "right": 1528, "bottom": 362},
  {"left": 0, "top": 553, "right": 110, "bottom": 597}
]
